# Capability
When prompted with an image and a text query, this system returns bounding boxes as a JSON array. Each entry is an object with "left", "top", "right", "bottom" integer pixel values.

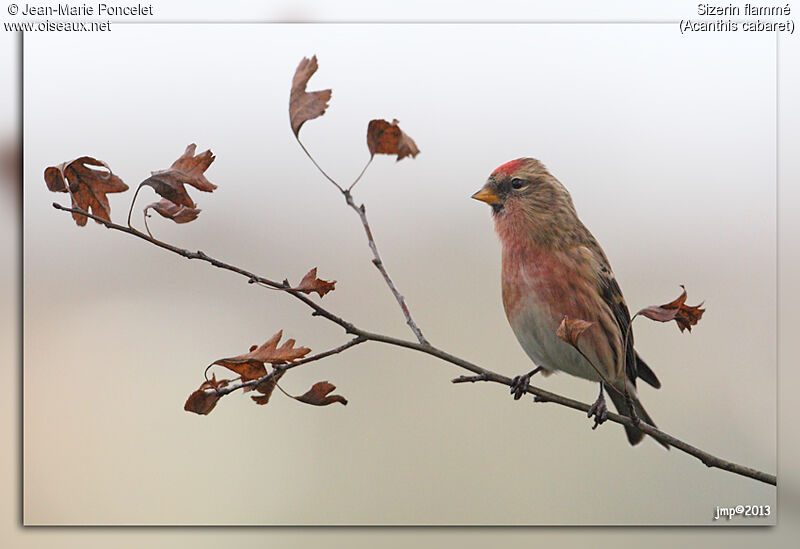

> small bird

[{"left": 472, "top": 158, "right": 663, "bottom": 446}]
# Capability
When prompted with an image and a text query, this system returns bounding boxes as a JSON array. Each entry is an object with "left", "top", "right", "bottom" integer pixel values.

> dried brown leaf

[
  {"left": 140, "top": 144, "right": 216, "bottom": 209},
  {"left": 290, "top": 56, "right": 332, "bottom": 137},
  {"left": 295, "top": 267, "right": 336, "bottom": 297},
  {"left": 212, "top": 331, "right": 310, "bottom": 381},
  {"left": 271, "top": 338, "right": 312, "bottom": 363},
  {"left": 294, "top": 381, "right": 348, "bottom": 406},
  {"left": 639, "top": 285, "right": 705, "bottom": 332},
  {"left": 184, "top": 374, "right": 229, "bottom": 415},
  {"left": 185, "top": 389, "right": 219, "bottom": 415},
  {"left": 213, "top": 357, "right": 267, "bottom": 382},
  {"left": 167, "top": 143, "right": 217, "bottom": 192},
  {"left": 44, "top": 157, "right": 129, "bottom": 226},
  {"left": 556, "top": 317, "right": 594, "bottom": 347},
  {"left": 145, "top": 198, "right": 201, "bottom": 224},
  {"left": 366, "top": 119, "right": 420, "bottom": 161},
  {"left": 44, "top": 165, "right": 68, "bottom": 192}
]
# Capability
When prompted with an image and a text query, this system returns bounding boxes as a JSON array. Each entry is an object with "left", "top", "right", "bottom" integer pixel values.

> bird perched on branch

[{"left": 472, "top": 158, "right": 663, "bottom": 446}]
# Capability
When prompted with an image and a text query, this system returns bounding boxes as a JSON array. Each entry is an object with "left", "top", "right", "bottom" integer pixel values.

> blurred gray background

[
  {"left": 22, "top": 22, "right": 776, "bottom": 524},
  {"left": 4, "top": 0, "right": 799, "bottom": 546}
]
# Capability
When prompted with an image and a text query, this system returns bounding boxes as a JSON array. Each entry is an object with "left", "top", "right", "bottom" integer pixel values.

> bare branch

[
  {"left": 452, "top": 373, "right": 490, "bottom": 383},
  {"left": 342, "top": 189, "right": 429, "bottom": 346},
  {"left": 446, "top": 371, "right": 775, "bottom": 486},
  {"left": 52, "top": 202, "right": 358, "bottom": 334},
  {"left": 52, "top": 200, "right": 777, "bottom": 487}
]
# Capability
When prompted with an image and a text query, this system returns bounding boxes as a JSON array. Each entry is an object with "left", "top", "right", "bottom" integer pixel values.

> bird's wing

[
  {"left": 599, "top": 266, "right": 637, "bottom": 384},
  {"left": 579, "top": 244, "right": 637, "bottom": 385}
]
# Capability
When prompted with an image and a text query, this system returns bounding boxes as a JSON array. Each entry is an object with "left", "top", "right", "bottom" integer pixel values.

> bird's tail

[{"left": 604, "top": 383, "right": 669, "bottom": 450}]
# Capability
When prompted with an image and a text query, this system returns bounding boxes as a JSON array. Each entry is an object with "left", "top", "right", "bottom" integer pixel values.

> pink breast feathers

[
  {"left": 491, "top": 158, "right": 526, "bottom": 178},
  {"left": 502, "top": 246, "right": 593, "bottom": 325}
]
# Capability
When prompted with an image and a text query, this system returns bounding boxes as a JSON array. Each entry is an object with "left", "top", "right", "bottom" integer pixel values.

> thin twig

[
  {"left": 126, "top": 182, "right": 147, "bottom": 228},
  {"left": 348, "top": 156, "right": 373, "bottom": 191},
  {"left": 342, "top": 190, "right": 430, "bottom": 346},
  {"left": 285, "top": 335, "right": 366, "bottom": 369},
  {"left": 211, "top": 368, "right": 281, "bottom": 397},
  {"left": 143, "top": 211, "right": 154, "bottom": 239},
  {"left": 295, "top": 138, "right": 344, "bottom": 192},
  {"left": 571, "top": 343, "right": 624, "bottom": 398},
  {"left": 52, "top": 201, "right": 777, "bottom": 486},
  {"left": 274, "top": 381, "right": 294, "bottom": 399}
]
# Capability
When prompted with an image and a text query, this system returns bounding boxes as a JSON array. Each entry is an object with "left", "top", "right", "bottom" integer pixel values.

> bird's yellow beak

[{"left": 471, "top": 187, "right": 501, "bottom": 205}]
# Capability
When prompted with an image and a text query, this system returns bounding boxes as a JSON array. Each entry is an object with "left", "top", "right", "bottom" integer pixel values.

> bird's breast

[
  {"left": 501, "top": 246, "right": 579, "bottom": 321},
  {"left": 501, "top": 246, "right": 606, "bottom": 382}
]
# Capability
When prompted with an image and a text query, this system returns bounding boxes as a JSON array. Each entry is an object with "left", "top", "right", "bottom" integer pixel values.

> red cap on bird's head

[{"left": 490, "top": 158, "right": 527, "bottom": 178}]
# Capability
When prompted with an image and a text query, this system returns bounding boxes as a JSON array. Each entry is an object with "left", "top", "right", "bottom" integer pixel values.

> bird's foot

[
  {"left": 509, "top": 367, "right": 543, "bottom": 400},
  {"left": 587, "top": 387, "right": 608, "bottom": 430}
]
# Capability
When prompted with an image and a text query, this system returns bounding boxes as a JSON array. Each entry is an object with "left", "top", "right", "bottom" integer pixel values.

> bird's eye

[{"left": 510, "top": 178, "right": 527, "bottom": 190}]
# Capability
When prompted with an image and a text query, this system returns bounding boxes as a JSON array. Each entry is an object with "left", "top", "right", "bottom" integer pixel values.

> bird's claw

[
  {"left": 509, "top": 373, "right": 531, "bottom": 400},
  {"left": 587, "top": 393, "right": 609, "bottom": 430},
  {"left": 509, "top": 367, "right": 542, "bottom": 401}
]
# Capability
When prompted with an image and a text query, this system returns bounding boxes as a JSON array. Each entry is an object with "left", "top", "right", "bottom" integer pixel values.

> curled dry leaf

[
  {"left": 44, "top": 157, "right": 129, "bottom": 226},
  {"left": 145, "top": 198, "right": 201, "bottom": 224},
  {"left": 251, "top": 370, "right": 286, "bottom": 405},
  {"left": 166, "top": 143, "right": 216, "bottom": 192},
  {"left": 290, "top": 55, "right": 332, "bottom": 137},
  {"left": 638, "top": 285, "right": 705, "bottom": 332},
  {"left": 184, "top": 374, "right": 230, "bottom": 415},
  {"left": 556, "top": 317, "right": 594, "bottom": 347},
  {"left": 140, "top": 144, "right": 216, "bottom": 208},
  {"left": 212, "top": 331, "right": 311, "bottom": 381},
  {"left": 294, "top": 381, "right": 348, "bottom": 406},
  {"left": 295, "top": 267, "right": 336, "bottom": 297},
  {"left": 366, "top": 119, "right": 420, "bottom": 161}
]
